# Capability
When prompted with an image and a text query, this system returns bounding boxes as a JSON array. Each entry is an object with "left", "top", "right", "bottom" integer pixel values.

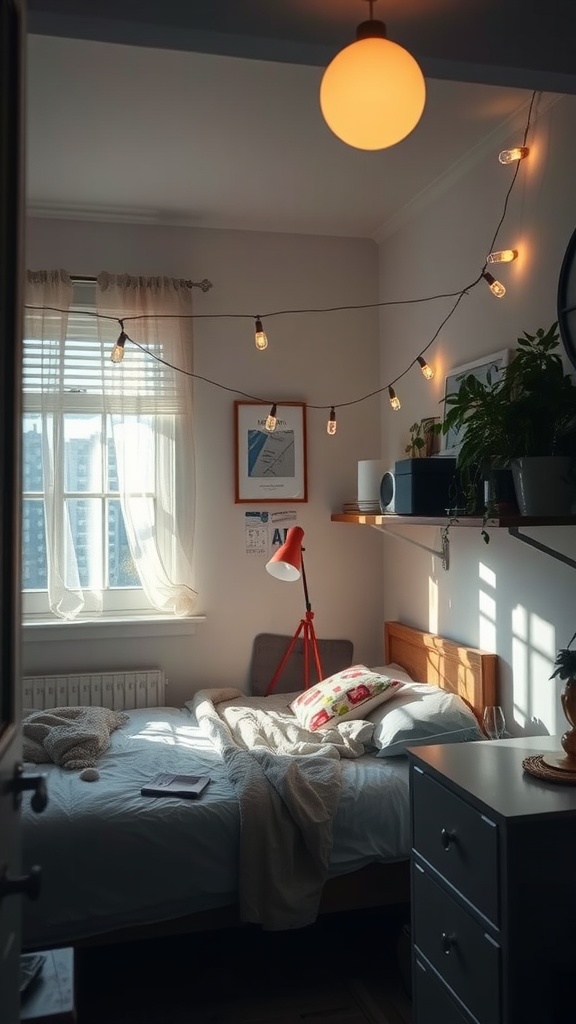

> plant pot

[
  {"left": 560, "top": 679, "right": 576, "bottom": 759},
  {"left": 511, "top": 456, "right": 576, "bottom": 516}
]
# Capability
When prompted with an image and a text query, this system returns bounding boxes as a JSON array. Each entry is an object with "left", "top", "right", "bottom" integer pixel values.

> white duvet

[{"left": 190, "top": 687, "right": 377, "bottom": 929}]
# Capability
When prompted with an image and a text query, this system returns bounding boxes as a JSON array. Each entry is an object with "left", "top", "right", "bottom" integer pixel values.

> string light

[
  {"left": 482, "top": 271, "right": 506, "bottom": 298},
  {"left": 110, "top": 330, "right": 127, "bottom": 363},
  {"left": 487, "top": 249, "right": 518, "bottom": 264},
  {"left": 254, "top": 317, "right": 268, "bottom": 351},
  {"left": 388, "top": 386, "right": 401, "bottom": 411},
  {"left": 498, "top": 146, "right": 529, "bottom": 165},
  {"left": 26, "top": 92, "right": 537, "bottom": 434},
  {"left": 265, "top": 404, "right": 278, "bottom": 431},
  {"left": 416, "top": 355, "right": 434, "bottom": 380}
]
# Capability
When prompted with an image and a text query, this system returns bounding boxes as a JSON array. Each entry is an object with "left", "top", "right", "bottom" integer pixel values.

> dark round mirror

[{"left": 557, "top": 225, "right": 576, "bottom": 370}]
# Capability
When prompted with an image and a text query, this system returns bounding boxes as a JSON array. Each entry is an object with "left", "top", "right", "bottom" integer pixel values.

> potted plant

[
  {"left": 441, "top": 323, "right": 576, "bottom": 516},
  {"left": 550, "top": 631, "right": 576, "bottom": 760}
]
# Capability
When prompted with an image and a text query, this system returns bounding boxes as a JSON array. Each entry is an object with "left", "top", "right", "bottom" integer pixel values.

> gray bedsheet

[{"left": 22, "top": 704, "right": 410, "bottom": 948}]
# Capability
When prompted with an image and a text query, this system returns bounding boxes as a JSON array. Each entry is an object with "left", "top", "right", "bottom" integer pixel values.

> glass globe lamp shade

[{"left": 320, "top": 28, "right": 426, "bottom": 151}]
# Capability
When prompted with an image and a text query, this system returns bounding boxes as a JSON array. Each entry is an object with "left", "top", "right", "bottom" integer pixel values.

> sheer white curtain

[
  {"left": 24, "top": 269, "right": 83, "bottom": 618},
  {"left": 95, "top": 273, "right": 197, "bottom": 616}
]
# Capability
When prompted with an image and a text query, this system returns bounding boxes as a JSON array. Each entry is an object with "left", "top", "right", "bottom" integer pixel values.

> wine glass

[{"left": 483, "top": 705, "right": 506, "bottom": 740}]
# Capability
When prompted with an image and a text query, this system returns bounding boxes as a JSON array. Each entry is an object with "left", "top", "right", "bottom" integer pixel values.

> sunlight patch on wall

[
  {"left": 478, "top": 562, "right": 496, "bottom": 650},
  {"left": 428, "top": 574, "right": 438, "bottom": 636},
  {"left": 511, "top": 606, "right": 558, "bottom": 732},
  {"left": 512, "top": 605, "right": 529, "bottom": 730},
  {"left": 530, "top": 613, "right": 557, "bottom": 731}
]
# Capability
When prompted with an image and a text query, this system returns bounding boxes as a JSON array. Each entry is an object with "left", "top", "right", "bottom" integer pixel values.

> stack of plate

[{"left": 342, "top": 500, "right": 382, "bottom": 514}]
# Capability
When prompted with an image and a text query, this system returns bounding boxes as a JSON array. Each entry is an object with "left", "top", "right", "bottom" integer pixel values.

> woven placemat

[{"left": 523, "top": 754, "right": 576, "bottom": 785}]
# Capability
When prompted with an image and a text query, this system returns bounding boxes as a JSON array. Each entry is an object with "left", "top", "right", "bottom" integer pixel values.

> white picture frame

[
  {"left": 234, "top": 401, "right": 308, "bottom": 503},
  {"left": 441, "top": 349, "right": 511, "bottom": 454}
]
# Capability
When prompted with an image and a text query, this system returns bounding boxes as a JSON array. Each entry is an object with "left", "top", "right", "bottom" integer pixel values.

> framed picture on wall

[
  {"left": 441, "top": 349, "right": 511, "bottom": 454},
  {"left": 234, "top": 401, "right": 308, "bottom": 503}
]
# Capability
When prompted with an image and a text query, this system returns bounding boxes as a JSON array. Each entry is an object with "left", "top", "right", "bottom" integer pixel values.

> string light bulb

[
  {"left": 110, "top": 330, "right": 127, "bottom": 363},
  {"left": 498, "top": 146, "right": 529, "bottom": 165},
  {"left": 327, "top": 407, "right": 337, "bottom": 435},
  {"left": 487, "top": 249, "right": 518, "bottom": 264},
  {"left": 416, "top": 355, "right": 434, "bottom": 380},
  {"left": 388, "top": 386, "right": 401, "bottom": 411},
  {"left": 319, "top": 0, "right": 426, "bottom": 151},
  {"left": 265, "top": 404, "right": 278, "bottom": 431},
  {"left": 482, "top": 271, "right": 506, "bottom": 298},
  {"left": 254, "top": 317, "right": 268, "bottom": 351}
]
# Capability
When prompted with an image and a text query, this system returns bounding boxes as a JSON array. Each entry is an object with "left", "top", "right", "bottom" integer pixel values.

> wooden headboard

[{"left": 384, "top": 620, "right": 497, "bottom": 718}]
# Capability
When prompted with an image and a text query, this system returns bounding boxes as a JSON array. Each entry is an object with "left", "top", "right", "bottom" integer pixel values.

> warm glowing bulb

[
  {"left": 498, "top": 146, "right": 529, "bottom": 165},
  {"left": 110, "top": 331, "right": 127, "bottom": 363},
  {"left": 265, "top": 404, "right": 277, "bottom": 431},
  {"left": 319, "top": 20, "right": 426, "bottom": 150},
  {"left": 417, "top": 356, "right": 434, "bottom": 380},
  {"left": 483, "top": 271, "right": 506, "bottom": 298},
  {"left": 327, "top": 407, "right": 337, "bottom": 435},
  {"left": 254, "top": 318, "right": 268, "bottom": 351},
  {"left": 388, "top": 386, "right": 401, "bottom": 411},
  {"left": 487, "top": 249, "right": 518, "bottom": 264}
]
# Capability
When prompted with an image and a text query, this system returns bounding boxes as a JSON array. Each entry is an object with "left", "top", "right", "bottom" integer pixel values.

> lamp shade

[
  {"left": 266, "top": 526, "right": 304, "bottom": 582},
  {"left": 320, "top": 29, "right": 426, "bottom": 151}
]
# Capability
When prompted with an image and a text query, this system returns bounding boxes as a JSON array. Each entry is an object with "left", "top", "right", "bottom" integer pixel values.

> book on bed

[{"left": 141, "top": 773, "right": 211, "bottom": 799}]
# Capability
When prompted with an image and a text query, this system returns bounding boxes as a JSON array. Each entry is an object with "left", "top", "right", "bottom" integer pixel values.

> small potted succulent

[{"left": 550, "top": 630, "right": 576, "bottom": 759}]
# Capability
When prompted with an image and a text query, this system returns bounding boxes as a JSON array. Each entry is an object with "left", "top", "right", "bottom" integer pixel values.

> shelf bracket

[
  {"left": 508, "top": 526, "right": 576, "bottom": 570},
  {"left": 371, "top": 524, "right": 450, "bottom": 571}
]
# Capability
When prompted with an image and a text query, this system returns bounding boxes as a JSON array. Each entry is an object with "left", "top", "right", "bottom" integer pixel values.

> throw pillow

[{"left": 290, "top": 665, "right": 402, "bottom": 732}]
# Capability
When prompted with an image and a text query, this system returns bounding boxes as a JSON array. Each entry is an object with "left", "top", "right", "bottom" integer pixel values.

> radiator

[{"left": 22, "top": 669, "right": 166, "bottom": 712}]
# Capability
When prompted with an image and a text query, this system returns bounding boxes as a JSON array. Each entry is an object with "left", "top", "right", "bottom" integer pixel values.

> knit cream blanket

[{"left": 23, "top": 706, "right": 129, "bottom": 771}]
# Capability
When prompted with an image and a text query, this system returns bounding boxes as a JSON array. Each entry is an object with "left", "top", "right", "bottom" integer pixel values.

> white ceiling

[{"left": 26, "top": 34, "right": 539, "bottom": 240}]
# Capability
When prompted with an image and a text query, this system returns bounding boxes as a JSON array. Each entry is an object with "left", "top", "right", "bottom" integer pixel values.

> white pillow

[
  {"left": 368, "top": 681, "right": 483, "bottom": 757},
  {"left": 370, "top": 663, "right": 415, "bottom": 684},
  {"left": 289, "top": 665, "right": 402, "bottom": 732}
]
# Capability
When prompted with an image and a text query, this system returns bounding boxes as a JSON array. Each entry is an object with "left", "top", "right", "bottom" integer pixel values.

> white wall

[
  {"left": 24, "top": 220, "right": 386, "bottom": 702},
  {"left": 378, "top": 93, "right": 576, "bottom": 738}
]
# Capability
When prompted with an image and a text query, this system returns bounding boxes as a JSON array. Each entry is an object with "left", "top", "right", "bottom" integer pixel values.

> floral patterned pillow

[{"left": 289, "top": 665, "right": 402, "bottom": 732}]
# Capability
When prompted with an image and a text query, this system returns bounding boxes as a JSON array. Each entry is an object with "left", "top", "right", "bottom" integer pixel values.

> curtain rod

[{"left": 71, "top": 274, "right": 213, "bottom": 292}]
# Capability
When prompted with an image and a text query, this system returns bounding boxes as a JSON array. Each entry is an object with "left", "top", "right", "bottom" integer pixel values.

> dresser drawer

[
  {"left": 413, "top": 862, "right": 501, "bottom": 1024},
  {"left": 413, "top": 957, "right": 471, "bottom": 1024},
  {"left": 412, "top": 765, "right": 499, "bottom": 924}
]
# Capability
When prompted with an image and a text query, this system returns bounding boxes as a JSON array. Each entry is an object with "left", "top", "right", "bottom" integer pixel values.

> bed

[{"left": 21, "top": 621, "right": 497, "bottom": 951}]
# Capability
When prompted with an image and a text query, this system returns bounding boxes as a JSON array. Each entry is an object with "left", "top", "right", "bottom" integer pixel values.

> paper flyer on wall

[{"left": 244, "top": 509, "right": 298, "bottom": 556}]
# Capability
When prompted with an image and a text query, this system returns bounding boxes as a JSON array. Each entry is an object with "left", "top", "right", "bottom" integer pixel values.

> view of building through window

[{"left": 22, "top": 413, "right": 140, "bottom": 592}]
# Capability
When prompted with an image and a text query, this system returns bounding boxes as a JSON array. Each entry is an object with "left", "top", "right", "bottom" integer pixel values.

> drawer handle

[
  {"left": 441, "top": 931, "right": 455, "bottom": 955},
  {"left": 440, "top": 827, "right": 456, "bottom": 850}
]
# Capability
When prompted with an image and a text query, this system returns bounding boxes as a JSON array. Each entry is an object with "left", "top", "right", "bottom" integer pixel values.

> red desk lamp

[{"left": 265, "top": 526, "right": 324, "bottom": 695}]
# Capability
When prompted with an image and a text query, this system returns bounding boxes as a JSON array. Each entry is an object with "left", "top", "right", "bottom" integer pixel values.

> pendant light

[{"left": 320, "top": 0, "right": 426, "bottom": 151}]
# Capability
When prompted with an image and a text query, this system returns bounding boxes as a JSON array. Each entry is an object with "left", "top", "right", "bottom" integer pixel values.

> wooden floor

[{"left": 74, "top": 907, "right": 412, "bottom": 1024}]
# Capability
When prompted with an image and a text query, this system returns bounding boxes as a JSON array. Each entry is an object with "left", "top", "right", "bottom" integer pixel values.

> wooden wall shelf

[{"left": 331, "top": 513, "right": 576, "bottom": 528}]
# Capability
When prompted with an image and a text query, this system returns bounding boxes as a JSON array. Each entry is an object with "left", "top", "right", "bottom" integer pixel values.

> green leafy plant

[
  {"left": 405, "top": 421, "right": 426, "bottom": 457},
  {"left": 550, "top": 631, "right": 576, "bottom": 681},
  {"left": 405, "top": 418, "right": 442, "bottom": 458},
  {"left": 441, "top": 322, "right": 576, "bottom": 512}
]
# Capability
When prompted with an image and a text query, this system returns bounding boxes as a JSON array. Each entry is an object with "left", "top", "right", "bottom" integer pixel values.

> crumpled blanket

[
  {"left": 22, "top": 706, "right": 129, "bottom": 771},
  {"left": 189, "top": 687, "right": 375, "bottom": 931}
]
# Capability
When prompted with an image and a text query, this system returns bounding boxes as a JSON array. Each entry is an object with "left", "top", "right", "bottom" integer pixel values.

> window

[{"left": 22, "top": 277, "right": 197, "bottom": 621}]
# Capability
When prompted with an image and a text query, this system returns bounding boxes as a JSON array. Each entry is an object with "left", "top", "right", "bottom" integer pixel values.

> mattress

[{"left": 22, "top": 704, "right": 410, "bottom": 948}]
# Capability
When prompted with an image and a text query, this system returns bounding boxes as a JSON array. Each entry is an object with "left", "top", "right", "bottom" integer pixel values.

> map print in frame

[{"left": 234, "top": 401, "right": 308, "bottom": 503}]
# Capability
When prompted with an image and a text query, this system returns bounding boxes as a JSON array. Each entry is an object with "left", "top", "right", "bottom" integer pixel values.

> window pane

[
  {"left": 66, "top": 498, "right": 103, "bottom": 588},
  {"left": 108, "top": 499, "right": 139, "bottom": 587},
  {"left": 23, "top": 414, "right": 43, "bottom": 491},
  {"left": 22, "top": 499, "right": 47, "bottom": 590},
  {"left": 64, "top": 414, "right": 103, "bottom": 493}
]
